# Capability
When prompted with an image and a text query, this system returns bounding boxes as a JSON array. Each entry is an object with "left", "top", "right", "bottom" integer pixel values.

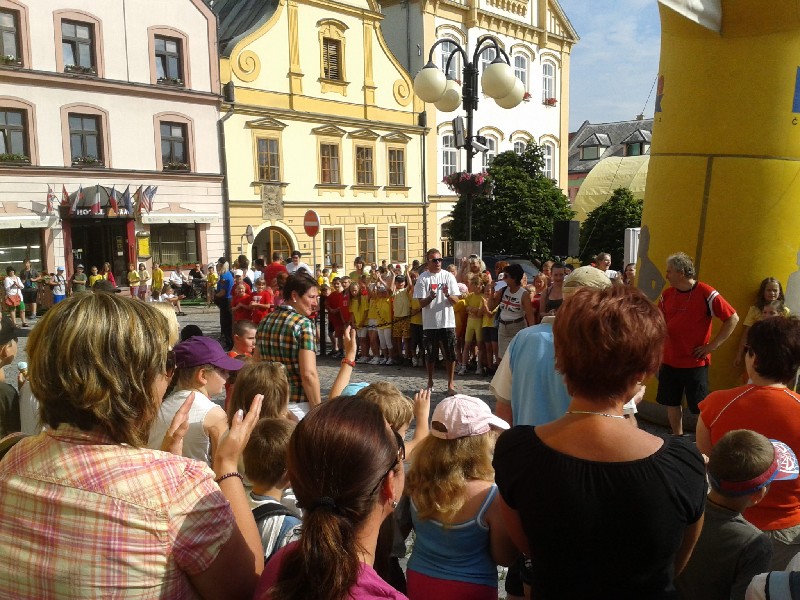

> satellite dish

[{"left": 245, "top": 224, "right": 255, "bottom": 244}]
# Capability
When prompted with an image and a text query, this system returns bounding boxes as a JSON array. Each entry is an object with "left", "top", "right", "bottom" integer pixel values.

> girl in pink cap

[{"left": 405, "top": 394, "right": 516, "bottom": 600}]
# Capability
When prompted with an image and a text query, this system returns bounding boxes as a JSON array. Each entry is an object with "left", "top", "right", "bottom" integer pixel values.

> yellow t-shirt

[
  {"left": 482, "top": 298, "right": 497, "bottom": 328},
  {"left": 351, "top": 295, "right": 368, "bottom": 327},
  {"left": 127, "top": 270, "right": 140, "bottom": 286},
  {"left": 207, "top": 271, "right": 218, "bottom": 288},
  {"left": 454, "top": 298, "right": 467, "bottom": 330},
  {"left": 410, "top": 297, "right": 422, "bottom": 326},
  {"left": 368, "top": 294, "right": 380, "bottom": 320},
  {"left": 465, "top": 292, "right": 484, "bottom": 319},
  {"left": 152, "top": 268, "right": 164, "bottom": 292},
  {"left": 743, "top": 303, "right": 791, "bottom": 327},
  {"left": 88, "top": 274, "right": 103, "bottom": 288},
  {"left": 393, "top": 288, "right": 411, "bottom": 318},
  {"left": 376, "top": 296, "right": 393, "bottom": 328}
]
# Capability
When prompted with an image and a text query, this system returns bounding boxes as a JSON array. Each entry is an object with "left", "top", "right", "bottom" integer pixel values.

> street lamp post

[{"left": 414, "top": 35, "right": 524, "bottom": 241}]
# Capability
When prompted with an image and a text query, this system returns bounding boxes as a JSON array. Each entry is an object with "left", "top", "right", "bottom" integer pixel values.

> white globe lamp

[
  {"left": 481, "top": 58, "right": 515, "bottom": 99},
  {"left": 494, "top": 77, "right": 525, "bottom": 109},
  {"left": 434, "top": 79, "right": 462, "bottom": 112},
  {"left": 414, "top": 62, "right": 447, "bottom": 103}
]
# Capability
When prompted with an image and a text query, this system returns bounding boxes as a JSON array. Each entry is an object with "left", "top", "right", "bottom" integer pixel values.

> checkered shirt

[
  {"left": 0, "top": 425, "right": 234, "bottom": 599},
  {"left": 256, "top": 305, "right": 318, "bottom": 403}
]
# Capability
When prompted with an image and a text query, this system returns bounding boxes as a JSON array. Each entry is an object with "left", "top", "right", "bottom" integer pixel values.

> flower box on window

[
  {"left": 72, "top": 155, "right": 101, "bottom": 167},
  {"left": 157, "top": 76, "right": 184, "bottom": 87},
  {"left": 543, "top": 97, "right": 558, "bottom": 106},
  {"left": 65, "top": 64, "right": 97, "bottom": 75},
  {"left": 0, "top": 153, "right": 30, "bottom": 165},
  {"left": 163, "top": 161, "right": 189, "bottom": 172},
  {"left": 0, "top": 55, "right": 22, "bottom": 67},
  {"left": 442, "top": 170, "right": 492, "bottom": 197}
]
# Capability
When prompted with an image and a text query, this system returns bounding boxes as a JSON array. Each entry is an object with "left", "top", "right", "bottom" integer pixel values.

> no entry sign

[{"left": 303, "top": 210, "right": 320, "bottom": 237}]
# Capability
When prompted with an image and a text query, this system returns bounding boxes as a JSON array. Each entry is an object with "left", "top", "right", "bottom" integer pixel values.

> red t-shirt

[
  {"left": 326, "top": 291, "right": 344, "bottom": 326},
  {"left": 700, "top": 384, "right": 800, "bottom": 530},
  {"left": 263, "top": 261, "right": 288, "bottom": 286},
  {"left": 340, "top": 294, "right": 351, "bottom": 324},
  {"left": 232, "top": 292, "right": 253, "bottom": 322},
  {"left": 658, "top": 281, "right": 736, "bottom": 368},
  {"left": 250, "top": 288, "right": 273, "bottom": 324}
]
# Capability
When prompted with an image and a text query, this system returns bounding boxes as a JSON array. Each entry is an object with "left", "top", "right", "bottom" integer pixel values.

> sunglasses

[
  {"left": 165, "top": 350, "right": 176, "bottom": 378},
  {"left": 430, "top": 258, "right": 443, "bottom": 263},
  {"left": 370, "top": 430, "right": 406, "bottom": 496}
]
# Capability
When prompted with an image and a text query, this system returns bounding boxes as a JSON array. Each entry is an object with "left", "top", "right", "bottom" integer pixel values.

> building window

[
  {"left": 542, "top": 62, "right": 555, "bottom": 102},
  {"left": 0, "top": 228, "right": 41, "bottom": 268},
  {"left": 482, "top": 138, "right": 496, "bottom": 169},
  {"left": 543, "top": 142, "right": 554, "bottom": 179},
  {"left": 61, "top": 20, "right": 95, "bottom": 73},
  {"left": 388, "top": 148, "right": 405, "bottom": 186},
  {"left": 151, "top": 224, "right": 197, "bottom": 267},
  {"left": 355, "top": 146, "right": 374, "bottom": 185},
  {"left": 442, "top": 134, "right": 457, "bottom": 178},
  {"left": 69, "top": 114, "right": 101, "bottom": 165},
  {"left": 581, "top": 146, "right": 600, "bottom": 160},
  {"left": 440, "top": 39, "right": 460, "bottom": 80},
  {"left": 513, "top": 140, "right": 526, "bottom": 154},
  {"left": 323, "top": 228, "right": 343, "bottom": 267},
  {"left": 357, "top": 227, "right": 376, "bottom": 264},
  {"left": 322, "top": 37, "right": 341, "bottom": 80},
  {"left": 160, "top": 122, "right": 187, "bottom": 170},
  {"left": 0, "top": 109, "right": 26, "bottom": 158},
  {"left": 320, "top": 143, "right": 340, "bottom": 184},
  {"left": 514, "top": 55, "right": 527, "bottom": 86},
  {"left": 257, "top": 138, "right": 280, "bottom": 182},
  {"left": 390, "top": 226, "right": 406, "bottom": 263},
  {"left": 0, "top": 10, "right": 19, "bottom": 61},
  {"left": 626, "top": 142, "right": 646, "bottom": 156},
  {"left": 155, "top": 36, "right": 183, "bottom": 85},
  {"left": 480, "top": 47, "right": 496, "bottom": 73},
  {"left": 441, "top": 222, "right": 452, "bottom": 258}
]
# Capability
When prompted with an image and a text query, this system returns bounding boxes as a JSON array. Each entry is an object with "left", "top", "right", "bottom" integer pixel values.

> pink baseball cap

[{"left": 430, "top": 395, "right": 509, "bottom": 440}]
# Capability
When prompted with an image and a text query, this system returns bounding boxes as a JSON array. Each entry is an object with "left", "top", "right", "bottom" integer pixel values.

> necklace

[{"left": 565, "top": 410, "right": 625, "bottom": 419}]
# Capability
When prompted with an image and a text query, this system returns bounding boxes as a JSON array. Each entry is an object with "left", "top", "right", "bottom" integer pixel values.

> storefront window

[
  {"left": 0, "top": 228, "right": 42, "bottom": 271},
  {"left": 150, "top": 224, "right": 197, "bottom": 267}
]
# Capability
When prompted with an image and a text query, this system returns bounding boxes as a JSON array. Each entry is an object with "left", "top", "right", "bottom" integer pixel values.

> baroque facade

[{"left": 0, "top": 0, "right": 225, "bottom": 280}]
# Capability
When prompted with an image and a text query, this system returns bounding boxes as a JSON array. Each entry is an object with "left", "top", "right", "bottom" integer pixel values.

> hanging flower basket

[{"left": 443, "top": 171, "right": 492, "bottom": 196}]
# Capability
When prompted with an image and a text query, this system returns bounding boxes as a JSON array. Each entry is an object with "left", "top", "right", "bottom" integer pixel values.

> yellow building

[{"left": 210, "top": 0, "right": 428, "bottom": 269}]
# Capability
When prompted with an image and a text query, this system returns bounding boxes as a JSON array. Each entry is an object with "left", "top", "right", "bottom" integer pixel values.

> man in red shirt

[
  {"left": 657, "top": 252, "right": 739, "bottom": 435},
  {"left": 262, "top": 251, "right": 288, "bottom": 288}
]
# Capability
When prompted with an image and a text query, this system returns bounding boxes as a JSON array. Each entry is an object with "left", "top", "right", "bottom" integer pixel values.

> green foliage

[
  {"left": 578, "top": 187, "right": 643, "bottom": 269},
  {"left": 448, "top": 142, "right": 574, "bottom": 259}
]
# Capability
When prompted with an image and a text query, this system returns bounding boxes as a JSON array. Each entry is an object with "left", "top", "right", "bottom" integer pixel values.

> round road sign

[{"left": 303, "top": 210, "right": 320, "bottom": 237}]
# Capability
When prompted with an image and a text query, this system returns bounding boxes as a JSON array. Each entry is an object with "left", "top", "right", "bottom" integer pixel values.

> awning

[
  {"left": 141, "top": 212, "right": 218, "bottom": 224},
  {"left": 0, "top": 215, "right": 59, "bottom": 229}
]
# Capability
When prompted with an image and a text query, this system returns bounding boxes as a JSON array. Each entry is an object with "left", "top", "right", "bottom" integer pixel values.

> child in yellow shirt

[{"left": 458, "top": 274, "right": 487, "bottom": 375}]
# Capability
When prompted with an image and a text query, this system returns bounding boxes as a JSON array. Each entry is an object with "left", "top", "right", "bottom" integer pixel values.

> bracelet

[
  {"left": 341, "top": 358, "right": 356, "bottom": 368},
  {"left": 215, "top": 472, "right": 244, "bottom": 484}
]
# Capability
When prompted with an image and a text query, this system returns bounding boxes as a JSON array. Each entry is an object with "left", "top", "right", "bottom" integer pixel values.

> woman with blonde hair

[
  {"left": 0, "top": 293, "right": 265, "bottom": 598},
  {"left": 405, "top": 394, "right": 516, "bottom": 599}
]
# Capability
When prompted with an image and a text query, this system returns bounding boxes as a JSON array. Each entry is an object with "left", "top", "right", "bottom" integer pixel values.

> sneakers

[
  {"left": 369, "top": 357, "right": 382, "bottom": 365},
  {"left": 357, "top": 356, "right": 371, "bottom": 364},
  {"left": 457, "top": 365, "right": 467, "bottom": 376},
  {"left": 411, "top": 357, "right": 418, "bottom": 367}
]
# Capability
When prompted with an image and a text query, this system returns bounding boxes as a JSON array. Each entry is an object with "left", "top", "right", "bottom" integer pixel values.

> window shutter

[{"left": 323, "top": 38, "right": 340, "bottom": 80}]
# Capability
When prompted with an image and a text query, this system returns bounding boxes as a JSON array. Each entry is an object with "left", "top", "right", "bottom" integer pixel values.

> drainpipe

[
  {"left": 218, "top": 104, "right": 234, "bottom": 260},
  {"left": 419, "top": 111, "right": 428, "bottom": 253}
]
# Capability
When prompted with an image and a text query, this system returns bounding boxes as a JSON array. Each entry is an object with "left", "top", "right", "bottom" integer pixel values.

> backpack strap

[
  {"left": 766, "top": 570, "right": 800, "bottom": 599},
  {"left": 252, "top": 501, "right": 300, "bottom": 524}
]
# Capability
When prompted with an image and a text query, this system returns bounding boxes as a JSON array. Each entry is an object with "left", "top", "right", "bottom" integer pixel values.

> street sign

[{"left": 303, "top": 210, "right": 320, "bottom": 237}]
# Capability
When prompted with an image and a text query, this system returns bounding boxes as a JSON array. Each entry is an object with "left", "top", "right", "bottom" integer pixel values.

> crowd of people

[{"left": 1, "top": 247, "right": 800, "bottom": 600}]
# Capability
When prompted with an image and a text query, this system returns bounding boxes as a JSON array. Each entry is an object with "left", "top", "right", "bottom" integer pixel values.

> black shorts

[
  {"left": 22, "top": 288, "right": 37, "bottom": 304},
  {"left": 655, "top": 364, "right": 708, "bottom": 414},
  {"left": 423, "top": 328, "right": 456, "bottom": 362},
  {"left": 482, "top": 326, "right": 498, "bottom": 343}
]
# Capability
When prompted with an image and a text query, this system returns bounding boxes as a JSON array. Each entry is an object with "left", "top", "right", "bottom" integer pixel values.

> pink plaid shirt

[{"left": 0, "top": 425, "right": 234, "bottom": 598}]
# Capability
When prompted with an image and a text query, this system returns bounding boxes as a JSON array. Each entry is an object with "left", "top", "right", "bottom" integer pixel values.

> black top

[
  {"left": 0, "top": 381, "right": 20, "bottom": 438},
  {"left": 494, "top": 427, "right": 706, "bottom": 600}
]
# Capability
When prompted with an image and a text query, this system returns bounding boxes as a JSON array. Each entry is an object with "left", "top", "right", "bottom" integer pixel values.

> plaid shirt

[
  {"left": 0, "top": 425, "right": 234, "bottom": 599},
  {"left": 256, "top": 305, "right": 318, "bottom": 403}
]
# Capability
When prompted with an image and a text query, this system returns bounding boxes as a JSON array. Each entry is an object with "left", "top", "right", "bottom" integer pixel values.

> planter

[
  {"left": 0, "top": 56, "right": 22, "bottom": 67},
  {"left": 64, "top": 64, "right": 97, "bottom": 75},
  {"left": 543, "top": 97, "right": 558, "bottom": 106},
  {"left": 157, "top": 77, "right": 184, "bottom": 87},
  {"left": 443, "top": 171, "right": 492, "bottom": 197},
  {"left": 0, "top": 154, "right": 30, "bottom": 166},
  {"left": 163, "top": 162, "right": 190, "bottom": 172},
  {"left": 72, "top": 156, "right": 103, "bottom": 168}
]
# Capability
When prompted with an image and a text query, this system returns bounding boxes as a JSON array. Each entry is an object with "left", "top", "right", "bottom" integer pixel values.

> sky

[{"left": 556, "top": 0, "right": 661, "bottom": 130}]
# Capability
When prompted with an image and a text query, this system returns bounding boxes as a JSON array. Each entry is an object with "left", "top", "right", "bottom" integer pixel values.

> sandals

[{"left": 20, "top": 323, "right": 28, "bottom": 328}]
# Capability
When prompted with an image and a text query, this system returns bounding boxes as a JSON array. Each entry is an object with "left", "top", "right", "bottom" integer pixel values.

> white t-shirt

[
  {"left": 52, "top": 274, "right": 67, "bottom": 296},
  {"left": 286, "top": 262, "right": 311, "bottom": 275},
  {"left": 148, "top": 389, "right": 217, "bottom": 466},
  {"left": 414, "top": 270, "right": 460, "bottom": 330}
]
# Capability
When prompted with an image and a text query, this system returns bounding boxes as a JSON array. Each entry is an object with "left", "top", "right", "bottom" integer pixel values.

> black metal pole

[{"left": 463, "top": 61, "right": 477, "bottom": 242}]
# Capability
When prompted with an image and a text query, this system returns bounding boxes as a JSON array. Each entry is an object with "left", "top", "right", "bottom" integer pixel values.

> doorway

[
  {"left": 252, "top": 226, "right": 292, "bottom": 263},
  {"left": 69, "top": 219, "right": 130, "bottom": 283}
]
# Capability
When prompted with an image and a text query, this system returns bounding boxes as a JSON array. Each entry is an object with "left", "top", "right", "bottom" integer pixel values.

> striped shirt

[
  {"left": 0, "top": 425, "right": 234, "bottom": 599},
  {"left": 256, "top": 305, "right": 318, "bottom": 403}
]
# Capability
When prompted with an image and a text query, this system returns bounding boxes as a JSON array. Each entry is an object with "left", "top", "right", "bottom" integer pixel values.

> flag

[
  {"left": 108, "top": 185, "right": 118, "bottom": 212},
  {"left": 142, "top": 185, "right": 158, "bottom": 213},
  {"left": 61, "top": 184, "right": 69, "bottom": 206},
  {"left": 121, "top": 185, "right": 132, "bottom": 213},
  {"left": 133, "top": 185, "right": 143, "bottom": 214},
  {"left": 70, "top": 184, "right": 84, "bottom": 214},
  {"left": 46, "top": 185, "right": 56, "bottom": 214},
  {"left": 90, "top": 184, "right": 101, "bottom": 215}
]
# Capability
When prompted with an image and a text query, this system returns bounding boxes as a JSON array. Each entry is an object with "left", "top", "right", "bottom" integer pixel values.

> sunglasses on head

[{"left": 369, "top": 430, "right": 406, "bottom": 496}]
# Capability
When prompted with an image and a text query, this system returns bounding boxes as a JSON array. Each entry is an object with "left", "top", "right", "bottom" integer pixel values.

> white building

[
  {"left": 0, "top": 0, "right": 224, "bottom": 281},
  {"left": 379, "top": 0, "right": 577, "bottom": 252}
]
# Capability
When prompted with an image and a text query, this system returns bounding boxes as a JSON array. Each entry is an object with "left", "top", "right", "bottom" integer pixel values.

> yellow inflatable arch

[{"left": 640, "top": 0, "right": 800, "bottom": 393}]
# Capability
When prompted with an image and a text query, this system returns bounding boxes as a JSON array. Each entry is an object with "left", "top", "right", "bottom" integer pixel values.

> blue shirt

[
  {"left": 217, "top": 271, "right": 234, "bottom": 299},
  {"left": 508, "top": 322, "right": 571, "bottom": 426}
]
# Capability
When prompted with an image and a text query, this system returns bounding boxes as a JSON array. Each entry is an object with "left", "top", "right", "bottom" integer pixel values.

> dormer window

[
  {"left": 581, "top": 146, "right": 600, "bottom": 160},
  {"left": 620, "top": 129, "right": 652, "bottom": 157},
  {"left": 578, "top": 133, "right": 610, "bottom": 161}
]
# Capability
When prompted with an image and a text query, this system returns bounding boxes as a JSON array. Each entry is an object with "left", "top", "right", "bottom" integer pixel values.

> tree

[
  {"left": 578, "top": 187, "right": 643, "bottom": 269},
  {"left": 448, "top": 143, "right": 574, "bottom": 259}
]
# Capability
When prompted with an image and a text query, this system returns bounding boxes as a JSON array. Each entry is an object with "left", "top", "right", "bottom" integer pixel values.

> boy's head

[
  {"left": 322, "top": 268, "right": 330, "bottom": 276},
  {"left": 341, "top": 276, "right": 351, "bottom": 288},
  {"left": 709, "top": 430, "right": 799, "bottom": 503},
  {"left": 228, "top": 361, "right": 290, "bottom": 423},
  {"left": 232, "top": 319, "right": 257, "bottom": 355},
  {"left": 331, "top": 277, "right": 342, "bottom": 292},
  {"left": 90, "top": 266, "right": 98, "bottom": 274},
  {"left": 243, "top": 418, "right": 296, "bottom": 490},
  {"left": 233, "top": 282, "right": 246, "bottom": 296},
  {"left": 356, "top": 381, "right": 413, "bottom": 434},
  {"left": 762, "top": 300, "right": 784, "bottom": 319},
  {"left": 320, "top": 284, "right": 330, "bottom": 296},
  {"left": 173, "top": 335, "right": 244, "bottom": 395}
]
